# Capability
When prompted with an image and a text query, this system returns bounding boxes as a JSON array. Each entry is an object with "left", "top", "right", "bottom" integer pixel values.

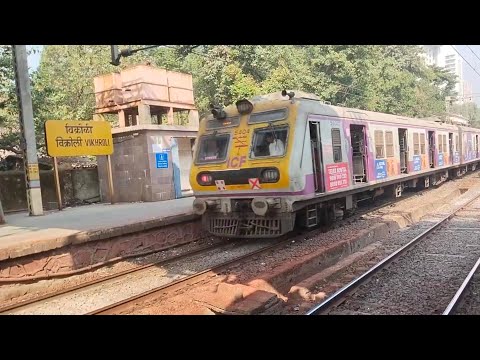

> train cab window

[
  {"left": 196, "top": 134, "right": 230, "bottom": 163},
  {"left": 250, "top": 126, "right": 288, "bottom": 158}
]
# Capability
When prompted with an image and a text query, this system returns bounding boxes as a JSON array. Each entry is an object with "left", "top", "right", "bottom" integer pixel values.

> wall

[
  {"left": 98, "top": 128, "right": 196, "bottom": 203},
  {"left": 0, "top": 168, "right": 100, "bottom": 212}
]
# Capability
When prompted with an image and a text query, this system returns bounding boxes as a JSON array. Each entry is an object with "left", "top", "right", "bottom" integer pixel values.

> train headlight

[
  {"left": 235, "top": 99, "right": 254, "bottom": 115},
  {"left": 261, "top": 168, "right": 280, "bottom": 183},
  {"left": 197, "top": 172, "right": 214, "bottom": 186}
]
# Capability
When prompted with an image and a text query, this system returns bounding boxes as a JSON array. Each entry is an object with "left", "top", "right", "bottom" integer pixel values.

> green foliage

[
  {"left": 451, "top": 102, "right": 480, "bottom": 127},
  {"left": 0, "top": 45, "right": 21, "bottom": 154},
  {"left": 0, "top": 44, "right": 465, "bottom": 155}
]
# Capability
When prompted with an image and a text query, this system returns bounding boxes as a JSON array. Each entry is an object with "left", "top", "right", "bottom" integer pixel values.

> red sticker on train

[{"left": 325, "top": 163, "right": 349, "bottom": 191}]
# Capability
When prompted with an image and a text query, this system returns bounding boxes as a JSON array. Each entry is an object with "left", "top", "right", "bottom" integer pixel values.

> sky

[
  {"left": 27, "top": 45, "right": 42, "bottom": 73},
  {"left": 455, "top": 45, "right": 480, "bottom": 106},
  {"left": 26, "top": 45, "right": 480, "bottom": 106}
]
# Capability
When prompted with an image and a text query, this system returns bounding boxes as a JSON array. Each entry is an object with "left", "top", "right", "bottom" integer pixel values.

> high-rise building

[
  {"left": 421, "top": 45, "right": 466, "bottom": 104},
  {"left": 463, "top": 80, "right": 473, "bottom": 103}
]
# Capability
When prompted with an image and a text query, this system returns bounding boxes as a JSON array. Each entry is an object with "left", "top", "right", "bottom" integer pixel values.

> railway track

[
  {"left": 443, "top": 256, "right": 480, "bottom": 315},
  {"left": 0, "top": 240, "right": 237, "bottom": 314},
  {"left": 307, "top": 190, "right": 480, "bottom": 315},
  {"left": 88, "top": 239, "right": 292, "bottom": 314}
]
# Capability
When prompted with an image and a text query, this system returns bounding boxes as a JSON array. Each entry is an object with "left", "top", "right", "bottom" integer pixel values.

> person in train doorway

[
  {"left": 265, "top": 132, "right": 285, "bottom": 156},
  {"left": 203, "top": 139, "right": 219, "bottom": 160}
]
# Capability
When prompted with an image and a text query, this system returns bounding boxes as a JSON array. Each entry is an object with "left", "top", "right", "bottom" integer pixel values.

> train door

[
  {"left": 449, "top": 133, "right": 454, "bottom": 164},
  {"left": 309, "top": 121, "right": 324, "bottom": 193},
  {"left": 428, "top": 130, "right": 435, "bottom": 168},
  {"left": 350, "top": 125, "right": 368, "bottom": 183},
  {"left": 399, "top": 128, "right": 408, "bottom": 174}
]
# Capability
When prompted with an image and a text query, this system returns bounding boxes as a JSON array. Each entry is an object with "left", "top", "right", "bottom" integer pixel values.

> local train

[{"left": 189, "top": 90, "right": 480, "bottom": 238}]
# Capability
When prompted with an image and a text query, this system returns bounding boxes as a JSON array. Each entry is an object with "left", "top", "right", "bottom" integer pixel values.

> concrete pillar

[
  {"left": 167, "top": 107, "right": 174, "bottom": 125},
  {"left": 188, "top": 110, "right": 199, "bottom": 128},
  {"left": 118, "top": 110, "right": 126, "bottom": 127},
  {"left": 138, "top": 103, "right": 151, "bottom": 125}
]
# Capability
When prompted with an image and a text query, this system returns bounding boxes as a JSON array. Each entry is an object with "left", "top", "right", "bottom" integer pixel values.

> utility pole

[{"left": 12, "top": 45, "right": 43, "bottom": 216}]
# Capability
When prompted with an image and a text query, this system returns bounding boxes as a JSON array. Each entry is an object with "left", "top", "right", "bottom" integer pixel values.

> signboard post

[
  {"left": 0, "top": 198, "right": 5, "bottom": 224},
  {"left": 107, "top": 155, "right": 115, "bottom": 204},
  {"left": 53, "top": 157, "right": 62, "bottom": 210},
  {"left": 45, "top": 120, "right": 114, "bottom": 209}
]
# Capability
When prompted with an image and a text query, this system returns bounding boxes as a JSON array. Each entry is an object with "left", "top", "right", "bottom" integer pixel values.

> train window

[
  {"left": 250, "top": 126, "right": 288, "bottom": 158},
  {"left": 331, "top": 128, "right": 342, "bottom": 163},
  {"left": 438, "top": 134, "right": 443, "bottom": 154},
  {"left": 248, "top": 109, "right": 288, "bottom": 124},
  {"left": 443, "top": 135, "right": 447, "bottom": 153},
  {"left": 413, "top": 133, "right": 420, "bottom": 155},
  {"left": 196, "top": 134, "right": 230, "bottom": 163},
  {"left": 455, "top": 135, "right": 459, "bottom": 152},
  {"left": 374, "top": 130, "right": 385, "bottom": 159},
  {"left": 420, "top": 134, "right": 426, "bottom": 155},
  {"left": 385, "top": 131, "right": 394, "bottom": 158}
]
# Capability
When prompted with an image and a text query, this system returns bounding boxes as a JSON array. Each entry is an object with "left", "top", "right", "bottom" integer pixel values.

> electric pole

[
  {"left": 12, "top": 45, "right": 43, "bottom": 216},
  {"left": 110, "top": 45, "right": 120, "bottom": 66}
]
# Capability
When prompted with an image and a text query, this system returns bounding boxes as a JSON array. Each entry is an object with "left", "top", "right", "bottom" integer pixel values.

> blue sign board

[
  {"left": 454, "top": 152, "right": 460, "bottom": 164},
  {"left": 375, "top": 159, "right": 387, "bottom": 179},
  {"left": 438, "top": 153, "right": 444, "bottom": 166},
  {"left": 413, "top": 155, "right": 421, "bottom": 171},
  {"left": 155, "top": 152, "right": 169, "bottom": 169}
]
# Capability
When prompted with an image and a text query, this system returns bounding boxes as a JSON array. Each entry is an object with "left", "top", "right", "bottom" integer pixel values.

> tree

[
  {"left": 0, "top": 45, "right": 22, "bottom": 154},
  {"left": 0, "top": 45, "right": 48, "bottom": 155},
  {"left": 0, "top": 44, "right": 461, "bottom": 156},
  {"left": 450, "top": 102, "right": 480, "bottom": 127}
]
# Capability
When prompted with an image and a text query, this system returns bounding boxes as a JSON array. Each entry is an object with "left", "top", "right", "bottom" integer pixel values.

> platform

[{"left": 0, "top": 197, "right": 196, "bottom": 262}]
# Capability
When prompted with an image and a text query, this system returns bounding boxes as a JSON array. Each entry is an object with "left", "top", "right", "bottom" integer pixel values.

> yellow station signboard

[{"left": 45, "top": 120, "right": 113, "bottom": 157}]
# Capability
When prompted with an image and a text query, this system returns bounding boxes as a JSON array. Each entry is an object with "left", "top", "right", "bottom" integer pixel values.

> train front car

[{"left": 190, "top": 91, "right": 307, "bottom": 238}]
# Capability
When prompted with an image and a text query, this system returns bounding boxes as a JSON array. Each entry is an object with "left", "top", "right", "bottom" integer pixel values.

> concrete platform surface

[{"left": 0, "top": 197, "right": 196, "bottom": 261}]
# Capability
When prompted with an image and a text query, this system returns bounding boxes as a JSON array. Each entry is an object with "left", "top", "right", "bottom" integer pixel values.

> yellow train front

[{"left": 190, "top": 92, "right": 301, "bottom": 238}]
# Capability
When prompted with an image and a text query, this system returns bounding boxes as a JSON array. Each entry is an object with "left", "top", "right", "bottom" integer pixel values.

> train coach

[{"left": 190, "top": 90, "right": 480, "bottom": 238}]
